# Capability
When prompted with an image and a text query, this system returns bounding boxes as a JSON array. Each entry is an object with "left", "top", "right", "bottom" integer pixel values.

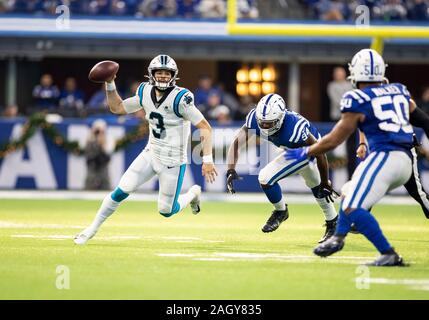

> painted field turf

[{"left": 0, "top": 199, "right": 428, "bottom": 299}]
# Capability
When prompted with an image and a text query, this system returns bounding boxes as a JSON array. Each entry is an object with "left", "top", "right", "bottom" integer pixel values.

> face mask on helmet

[
  {"left": 255, "top": 93, "right": 286, "bottom": 136},
  {"left": 348, "top": 49, "right": 387, "bottom": 88},
  {"left": 257, "top": 118, "right": 279, "bottom": 131},
  {"left": 152, "top": 69, "right": 174, "bottom": 90},
  {"left": 147, "top": 55, "right": 179, "bottom": 90}
]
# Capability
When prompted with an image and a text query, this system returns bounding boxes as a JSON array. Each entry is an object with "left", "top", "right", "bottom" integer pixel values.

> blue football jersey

[
  {"left": 340, "top": 83, "right": 414, "bottom": 156},
  {"left": 245, "top": 108, "right": 320, "bottom": 149}
]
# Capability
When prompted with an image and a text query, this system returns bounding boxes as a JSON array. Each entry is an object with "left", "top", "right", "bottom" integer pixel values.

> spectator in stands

[
  {"left": 176, "top": 0, "right": 198, "bottom": 19},
  {"left": 327, "top": 66, "right": 353, "bottom": 121},
  {"left": 315, "top": 0, "right": 349, "bottom": 21},
  {"left": 84, "top": 119, "right": 112, "bottom": 190},
  {"left": 238, "top": 0, "right": 259, "bottom": 19},
  {"left": 2, "top": 105, "right": 19, "bottom": 118},
  {"left": 32, "top": 74, "right": 60, "bottom": 110},
  {"left": 234, "top": 95, "right": 255, "bottom": 120},
  {"left": 327, "top": 66, "right": 355, "bottom": 179},
  {"left": 0, "top": 0, "right": 9, "bottom": 13},
  {"left": 87, "top": 0, "right": 110, "bottom": 15},
  {"left": 87, "top": 85, "right": 108, "bottom": 110},
  {"left": 211, "top": 105, "right": 232, "bottom": 124},
  {"left": 9, "top": 0, "right": 42, "bottom": 13},
  {"left": 59, "top": 77, "right": 85, "bottom": 115},
  {"left": 417, "top": 86, "right": 429, "bottom": 115},
  {"left": 373, "top": 0, "right": 407, "bottom": 21},
  {"left": 111, "top": 0, "right": 128, "bottom": 15},
  {"left": 408, "top": 0, "right": 429, "bottom": 20},
  {"left": 218, "top": 83, "right": 240, "bottom": 115},
  {"left": 203, "top": 90, "right": 231, "bottom": 121},
  {"left": 194, "top": 74, "right": 222, "bottom": 108},
  {"left": 139, "top": 0, "right": 177, "bottom": 17},
  {"left": 197, "top": 0, "right": 226, "bottom": 18}
]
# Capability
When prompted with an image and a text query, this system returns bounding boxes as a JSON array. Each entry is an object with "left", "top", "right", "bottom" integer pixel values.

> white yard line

[
  {"left": 0, "top": 222, "right": 84, "bottom": 229},
  {"left": 0, "top": 190, "right": 419, "bottom": 205},
  {"left": 357, "top": 278, "right": 429, "bottom": 292},
  {"left": 156, "top": 251, "right": 373, "bottom": 264}
]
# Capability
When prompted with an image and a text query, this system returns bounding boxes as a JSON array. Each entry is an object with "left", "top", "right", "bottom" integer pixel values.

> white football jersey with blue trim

[{"left": 124, "top": 82, "right": 203, "bottom": 167}]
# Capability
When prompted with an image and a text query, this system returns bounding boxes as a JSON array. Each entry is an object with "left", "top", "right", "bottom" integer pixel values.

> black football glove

[
  {"left": 226, "top": 169, "right": 241, "bottom": 194},
  {"left": 317, "top": 183, "right": 340, "bottom": 203}
]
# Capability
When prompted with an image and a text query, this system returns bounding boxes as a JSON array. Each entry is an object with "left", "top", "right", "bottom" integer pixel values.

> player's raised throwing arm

[{"left": 105, "top": 76, "right": 128, "bottom": 115}]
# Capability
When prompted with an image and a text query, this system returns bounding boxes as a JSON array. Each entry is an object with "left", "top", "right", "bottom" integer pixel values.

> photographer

[{"left": 84, "top": 119, "right": 112, "bottom": 190}]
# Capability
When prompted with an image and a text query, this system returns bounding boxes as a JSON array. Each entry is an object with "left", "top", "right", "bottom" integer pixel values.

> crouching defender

[
  {"left": 286, "top": 49, "right": 429, "bottom": 266},
  {"left": 226, "top": 93, "right": 339, "bottom": 243},
  {"left": 74, "top": 54, "right": 218, "bottom": 245}
]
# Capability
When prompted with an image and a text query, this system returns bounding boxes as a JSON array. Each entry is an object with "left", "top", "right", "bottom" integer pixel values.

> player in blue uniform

[
  {"left": 226, "top": 93, "right": 339, "bottom": 243},
  {"left": 286, "top": 49, "right": 429, "bottom": 266}
]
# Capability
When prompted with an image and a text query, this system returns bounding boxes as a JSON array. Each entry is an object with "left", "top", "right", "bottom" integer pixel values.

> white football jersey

[{"left": 122, "top": 82, "right": 204, "bottom": 167}]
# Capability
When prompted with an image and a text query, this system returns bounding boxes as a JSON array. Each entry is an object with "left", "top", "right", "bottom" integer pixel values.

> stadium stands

[{"left": 0, "top": 1, "right": 427, "bottom": 21}]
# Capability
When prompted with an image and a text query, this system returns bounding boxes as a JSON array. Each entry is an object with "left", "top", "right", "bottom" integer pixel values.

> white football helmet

[
  {"left": 147, "top": 54, "right": 178, "bottom": 90},
  {"left": 348, "top": 49, "right": 387, "bottom": 88},
  {"left": 255, "top": 93, "right": 287, "bottom": 136}
]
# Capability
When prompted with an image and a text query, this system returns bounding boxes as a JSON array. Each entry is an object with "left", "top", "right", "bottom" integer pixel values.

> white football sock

[
  {"left": 177, "top": 190, "right": 195, "bottom": 211},
  {"left": 88, "top": 194, "right": 120, "bottom": 232},
  {"left": 273, "top": 199, "right": 286, "bottom": 211},
  {"left": 315, "top": 197, "right": 337, "bottom": 221}
]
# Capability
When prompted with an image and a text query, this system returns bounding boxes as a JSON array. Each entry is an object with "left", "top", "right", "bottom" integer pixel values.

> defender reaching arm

[{"left": 226, "top": 125, "right": 251, "bottom": 193}]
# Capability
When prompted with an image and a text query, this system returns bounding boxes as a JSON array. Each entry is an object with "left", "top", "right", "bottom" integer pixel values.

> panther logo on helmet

[
  {"left": 255, "top": 93, "right": 287, "bottom": 136},
  {"left": 147, "top": 54, "right": 179, "bottom": 90}
]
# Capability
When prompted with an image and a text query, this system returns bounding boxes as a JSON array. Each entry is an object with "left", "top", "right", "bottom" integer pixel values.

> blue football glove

[{"left": 284, "top": 147, "right": 310, "bottom": 162}]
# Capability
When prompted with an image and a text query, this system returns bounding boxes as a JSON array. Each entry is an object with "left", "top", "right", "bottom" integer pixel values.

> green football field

[{"left": 1, "top": 198, "right": 429, "bottom": 300}]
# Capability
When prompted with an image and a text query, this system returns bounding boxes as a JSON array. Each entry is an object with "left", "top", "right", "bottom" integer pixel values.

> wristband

[
  {"left": 358, "top": 143, "right": 367, "bottom": 148},
  {"left": 202, "top": 154, "right": 213, "bottom": 164},
  {"left": 106, "top": 81, "right": 116, "bottom": 91}
]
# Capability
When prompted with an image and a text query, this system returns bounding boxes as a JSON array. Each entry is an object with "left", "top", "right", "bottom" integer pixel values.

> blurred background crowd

[
  {"left": 3, "top": 66, "right": 429, "bottom": 123},
  {"left": 0, "top": 0, "right": 428, "bottom": 21}
]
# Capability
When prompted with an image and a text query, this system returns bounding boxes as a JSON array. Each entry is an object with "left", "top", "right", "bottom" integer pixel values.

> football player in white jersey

[{"left": 74, "top": 54, "right": 218, "bottom": 245}]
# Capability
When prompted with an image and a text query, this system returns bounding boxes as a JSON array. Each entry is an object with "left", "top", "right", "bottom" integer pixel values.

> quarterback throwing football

[{"left": 74, "top": 55, "right": 217, "bottom": 245}]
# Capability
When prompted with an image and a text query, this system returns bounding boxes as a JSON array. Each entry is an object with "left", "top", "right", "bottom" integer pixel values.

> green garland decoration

[
  {"left": 0, "top": 113, "right": 349, "bottom": 169},
  {"left": 0, "top": 113, "right": 148, "bottom": 158}
]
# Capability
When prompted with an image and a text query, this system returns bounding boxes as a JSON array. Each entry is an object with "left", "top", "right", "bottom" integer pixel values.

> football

[{"left": 88, "top": 60, "right": 119, "bottom": 83}]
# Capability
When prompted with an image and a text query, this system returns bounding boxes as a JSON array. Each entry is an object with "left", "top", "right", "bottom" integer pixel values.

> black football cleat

[
  {"left": 313, "top": 235, "right": 345, "bottom": 257},
  {"left": 261, "top": 208, "right": 289, "bottom": 233},
  {"left": 318, "top": 216, "right": 338, "bottom": 243},
  {"left": 366, "top": 251, "right": 407, "bottom": 267}
]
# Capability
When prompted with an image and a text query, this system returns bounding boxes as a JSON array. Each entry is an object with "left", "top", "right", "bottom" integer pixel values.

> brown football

[{"left": 88, "top": 60, "right": 119, "bottom": 83}]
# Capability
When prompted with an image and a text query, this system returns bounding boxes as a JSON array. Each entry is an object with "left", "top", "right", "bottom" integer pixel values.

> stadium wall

[{"left": 1, "top": 118, "right": 428, "bottom": 194}]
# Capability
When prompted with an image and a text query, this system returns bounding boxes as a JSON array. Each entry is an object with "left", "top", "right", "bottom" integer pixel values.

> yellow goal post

[{"left": 226, "top": 0, "right": 429, "bottom": 54}]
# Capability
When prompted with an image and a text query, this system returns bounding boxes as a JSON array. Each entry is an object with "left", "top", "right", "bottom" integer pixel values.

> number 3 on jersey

[
  {"left": 371, "top": 95, "right": 413, "bottom": 134},
  {"left": 149, "top": 112, "right": 165, "bottom": 138}
]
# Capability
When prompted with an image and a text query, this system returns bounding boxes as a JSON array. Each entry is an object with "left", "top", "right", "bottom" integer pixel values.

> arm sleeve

[
  {"left": 410, "top": 106, "right": 429, "bottom": 138},
  {"left": 122, "top": 95, "right": 142, "bottom": 114},
  {"left": 180, "top": 92, "right": 205, "bottom": 125}
]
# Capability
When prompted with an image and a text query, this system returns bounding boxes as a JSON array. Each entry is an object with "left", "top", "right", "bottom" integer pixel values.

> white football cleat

[
  {"left": 73, "top": 227, "right": 96, "bottom": 245},
  {"left": 189, "top": 185, "right": 201, "bottom": 215}
]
